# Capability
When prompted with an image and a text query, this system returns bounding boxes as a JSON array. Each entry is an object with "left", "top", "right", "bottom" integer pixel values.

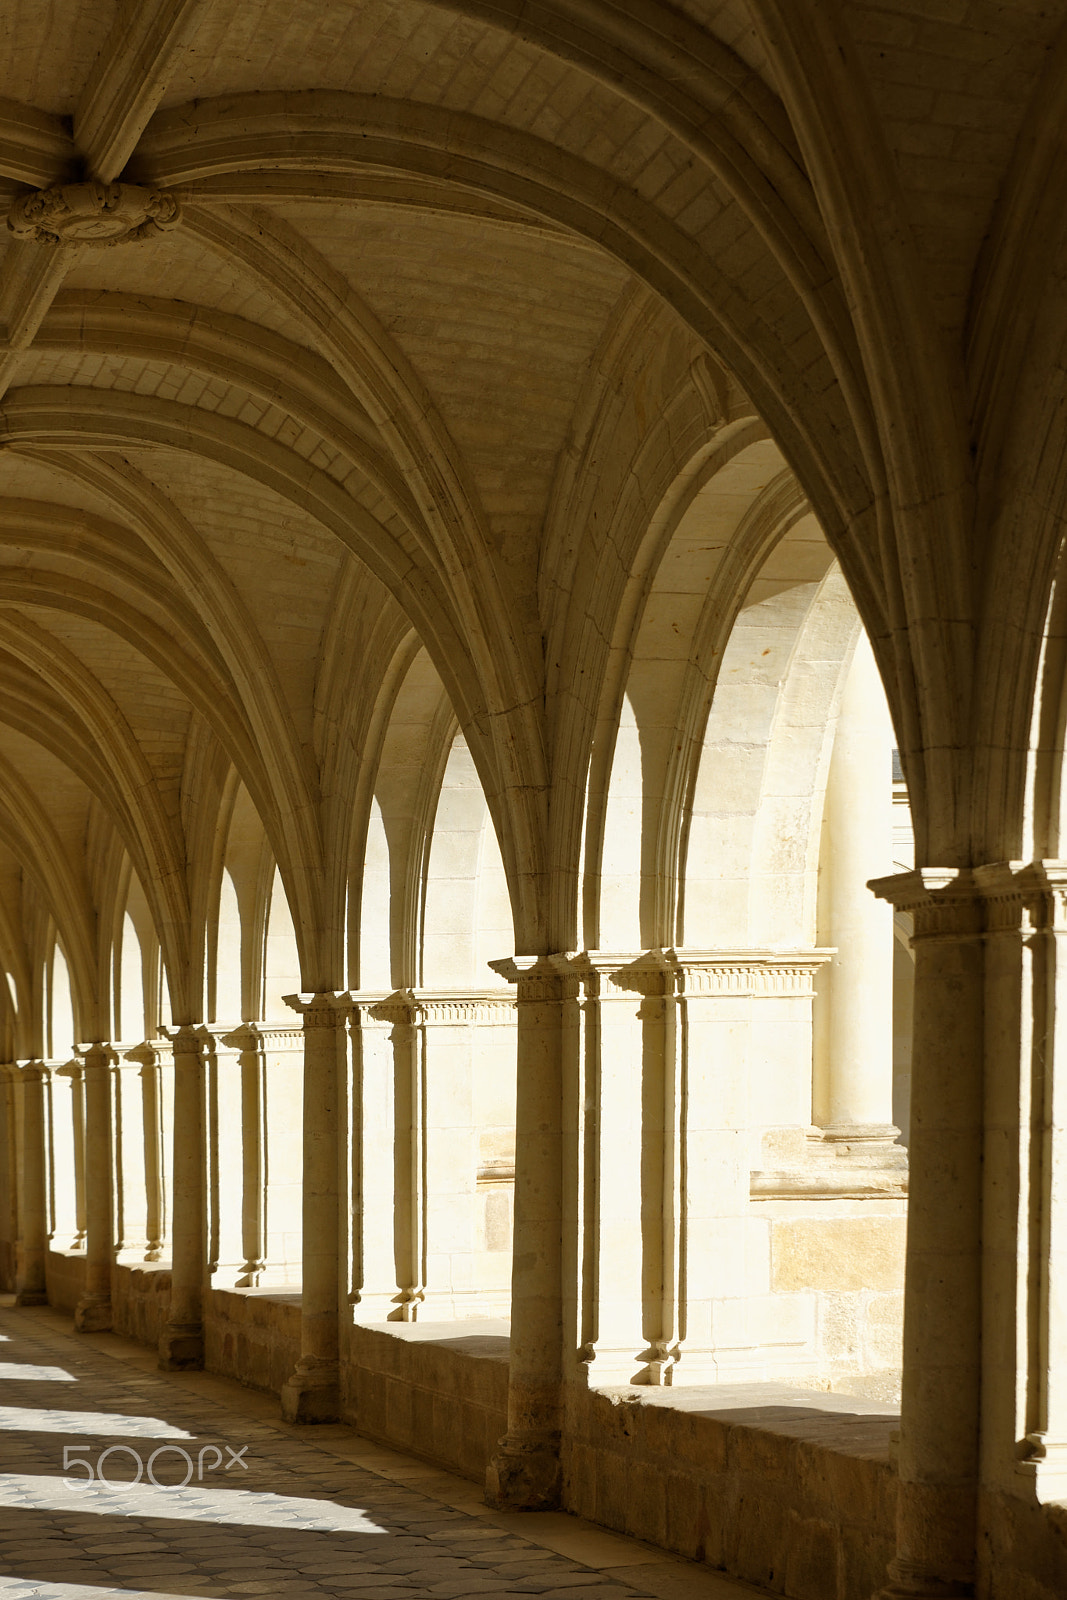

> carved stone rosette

[{"left": 7, "top": 180, "right": 181, "bottom": 246}]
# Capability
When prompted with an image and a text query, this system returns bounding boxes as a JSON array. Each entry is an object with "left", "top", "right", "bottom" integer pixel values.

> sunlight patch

[
  {"left": 0, "top": 1473, "right": 387, "bottom": 1533},
  {"left": 0, "top": 1365, "right": 76, "bottom": 1383},
  {"left": 0, "top": 1582, "right": 225, "bottom": 1598},
  {"left": 0, "top": 1406, "right": 193, "bottom": 1439}
]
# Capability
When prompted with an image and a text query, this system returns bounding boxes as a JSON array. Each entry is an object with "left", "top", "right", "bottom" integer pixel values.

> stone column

[
  {"left": 15, "top": 1062, "right": 49, "bottom": 1306},
  {"left": 351, "top": 996, "right": 406, "bottom": 1319},
  {"left": 486, "top": 957, "right": 569, "bottom": 1510},
  {"left": 201, "top": 1025, "right": 245, "bottom": 1285},
  {"left": 558, "top": 952, "right": 669, "bottom": 1385},
  {"left": 280, "top": 993, "right": 349, "bottom": 1424},
  {"left": 814, "top": 633, "right": 899, "bottom": 1147},
  {"left": 53, "top": 1059, "right": 87, "bottom": 1251},
  {"left": 68, "top": 1058, "right": 87, "bottom": 1249},
  {"left": 132, "top": 1042, "right": 166, "bottom": 1262},
  {"left": 226, "top": 1024, "right": 267, "bottom": 1287},
  {"left": 74, "top": 1045, "right": 114, "bottom": 1328},
  {"left": 870, "top": 869, "right": 984, "bottom": 1600},
  {"left": 113, "top": 1048, "right": 149, "bottom": 1261},
  {"left": 995, "top": 862, "right": 1067, "bottom": 1503},
  {"left": 159, "top": 1025, "right": 206, "bottom": 1369}
]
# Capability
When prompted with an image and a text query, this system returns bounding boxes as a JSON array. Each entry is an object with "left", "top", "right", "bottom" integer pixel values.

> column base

[
  {"left": 158, "top": 1321, "right": 204, "bottom": 1370},
  {"left": 73, "top": 1294, "right": 111, "bottom": 1330},
  {"left": 280, "top": 1356, "right": 339, "bottom": 1424},
  {"left": 485, "top": 1433, "right": 561, "bottom": 1510},
  {"left": 14, "top": 1290, "right": 48, "bottom": 1307}
]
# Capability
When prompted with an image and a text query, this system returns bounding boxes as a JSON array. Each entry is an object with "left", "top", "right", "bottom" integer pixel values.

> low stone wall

[
  {"left": 204, "top": 1286, "right": 301, "bottom": 1393},
  {"left": 112, "top": 1261, "right": 171, "bottom": 1346},
  {"left": 563, "top": 1382, "right": 898, "bottom": 1600},
  {"left": 44, "top": 1247, "right": 86, "bottom": 1313},
  {"left": 341, "top": 1319, "right": 509, "bottom": 1483}
]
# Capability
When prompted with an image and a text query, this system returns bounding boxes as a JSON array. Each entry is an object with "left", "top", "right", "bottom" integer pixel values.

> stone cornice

[{"left": 362, "top": 988, "right": 517, "bottom": 1026}]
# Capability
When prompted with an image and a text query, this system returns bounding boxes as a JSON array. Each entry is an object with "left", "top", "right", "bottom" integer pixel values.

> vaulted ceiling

[{"left": 0, "top": 0, "right": 1065, "bottom": 1028}]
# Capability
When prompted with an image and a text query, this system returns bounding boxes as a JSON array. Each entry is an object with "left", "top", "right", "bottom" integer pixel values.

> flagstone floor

[{"left": 0, "top": 1302, "right": 767, "bottom": 1600}]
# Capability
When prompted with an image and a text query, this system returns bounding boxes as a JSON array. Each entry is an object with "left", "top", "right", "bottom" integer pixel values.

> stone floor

[{"left": 0, "top": 1302, "right": 767, "bottom": 1600}]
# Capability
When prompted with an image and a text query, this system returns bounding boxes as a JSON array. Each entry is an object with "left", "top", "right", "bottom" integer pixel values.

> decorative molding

[
  {"left": 751, "top": 1166, "right": 908, "bottom": 1199},
  {"left": 489, "top": 955, "right": 579, "bottom": 1003},
  {"left": 869, "top": 867, "right": 984, "bottom": 939},
  {"left": 8, "top": 181, "right": 180, "bottom": 246},
  {"left": 562, "top": 951, "right": 669, "bottom": 999},
  {"left": 282, "top": 992, "right": 355, "bottom": 1031},
  {"left": 363, "top": 988, "right": 516, "bottom": 1027},
  {"left": 477, "top": 1161, "right": 516, "bottom": 1185},
  {"left": 668, "top": 948, "right": 831, "bottom": 998}
]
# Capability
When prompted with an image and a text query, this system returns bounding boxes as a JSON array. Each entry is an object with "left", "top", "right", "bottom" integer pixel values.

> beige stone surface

[
  {"left": 771, "top": 1218, "right": 907, "bottom": 1294},
  {"left": 2, "top": 3, "right": 1067, "bottom": 1596}
]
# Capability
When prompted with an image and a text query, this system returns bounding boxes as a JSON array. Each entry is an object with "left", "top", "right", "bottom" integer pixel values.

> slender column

[
  {"left": 69, "top": 1059, "right": 87, "bottom": 1249},
  {"left": 158, "top": 1025, "right": 206, "bottom": 1369},
  {"left": 52, "top": 1060, "right": 86, "bottom": 1250},
  {"left": 132, "top": 1043, "right": 165, "bottom": 1261},
  {"left": 16, "top": 1062, "right": 49, "bottom": 1306},
  {"left": 486, "top": 957, "right": 569, "bottom": 1510},
  {"left": 352, "top": 997, "right": 406, "bottom": 1319},
  {"left": 113, "top": 1049, "right": 149, "bottom": 1260},
  {"left": 73, "top": 1045, "right": 114, "bottom": 1328},
  {"left": 1002, "top": 863, "right": 1067, "bottom": 1501},
  {"left": 280, "top": 993, "right": 348, "bottom": 1424},
  {"left": 227, "top": 1025, "right": 267, "bottom": 1287},
  {"left": 871, "top": 869, "right": 984, "bottom": 1600},
  {"left": 201, "top": 1026, "right": 244, "bottom": 1285},
  {"left": 814, "top": 634, "right": 899, "bottom": 1145},
  {"left": 560, "top": 952, "right": 668, "bottom": 1385}
]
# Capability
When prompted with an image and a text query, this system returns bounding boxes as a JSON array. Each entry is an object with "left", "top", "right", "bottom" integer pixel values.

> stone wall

[
  {"left": 562, "top": 1384, "right": 897, "bottom": 1600},
  {"left": 340, "top": 1321, "right": 510, "bottom": 1485},
  {"left": 204, "top": 1286, "right": 301, "bottom": 1394},
  {"left": 44, "top": 1248, "right": 86, "bottom": 1315}
]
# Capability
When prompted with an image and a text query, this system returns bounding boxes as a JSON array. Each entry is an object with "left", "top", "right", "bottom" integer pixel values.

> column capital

[
  {"left": 161, "top": 1023, "right": 206, "bottom": 1059},
  {"left": 868, "top": 867, "right": 985, "bottom": 938},
  {"left": 75, "top": 1041, "right": 117, "bottom": 1070},
  {"left": 13, "top": 1058, "right": 50, "bottom": 1083},
  {"left": 283, "top": 991, "right": 354, "bottom": 1029},
  {"left": 489, "top": 954, "right": 580, "bottom": 1002},
  {"left": 870, "top": 862, "right": 1067, "bottom": 937}
]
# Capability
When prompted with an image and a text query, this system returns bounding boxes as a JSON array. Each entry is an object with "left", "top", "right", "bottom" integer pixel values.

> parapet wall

[{"left": 562, "top": 1382, "right": 897, "bottom": 1600}]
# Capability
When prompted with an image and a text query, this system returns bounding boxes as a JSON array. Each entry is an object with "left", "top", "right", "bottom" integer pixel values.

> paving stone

[{"left": 0, "top": 1307, "right": 755, "bottom": 1600}]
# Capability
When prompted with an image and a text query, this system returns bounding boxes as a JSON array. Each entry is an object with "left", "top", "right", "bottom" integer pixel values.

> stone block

[
  {"left": 771, "top": 1217, "right": 906, "bottom": 1293},
  {"left": 783, "top": 1509, "right": 841, "bottom": 1600}
]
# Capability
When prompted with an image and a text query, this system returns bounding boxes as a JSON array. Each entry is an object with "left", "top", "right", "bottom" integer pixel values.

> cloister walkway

[{"left": 0, "top": 1303, "right": 760, "bottom": 1600}]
